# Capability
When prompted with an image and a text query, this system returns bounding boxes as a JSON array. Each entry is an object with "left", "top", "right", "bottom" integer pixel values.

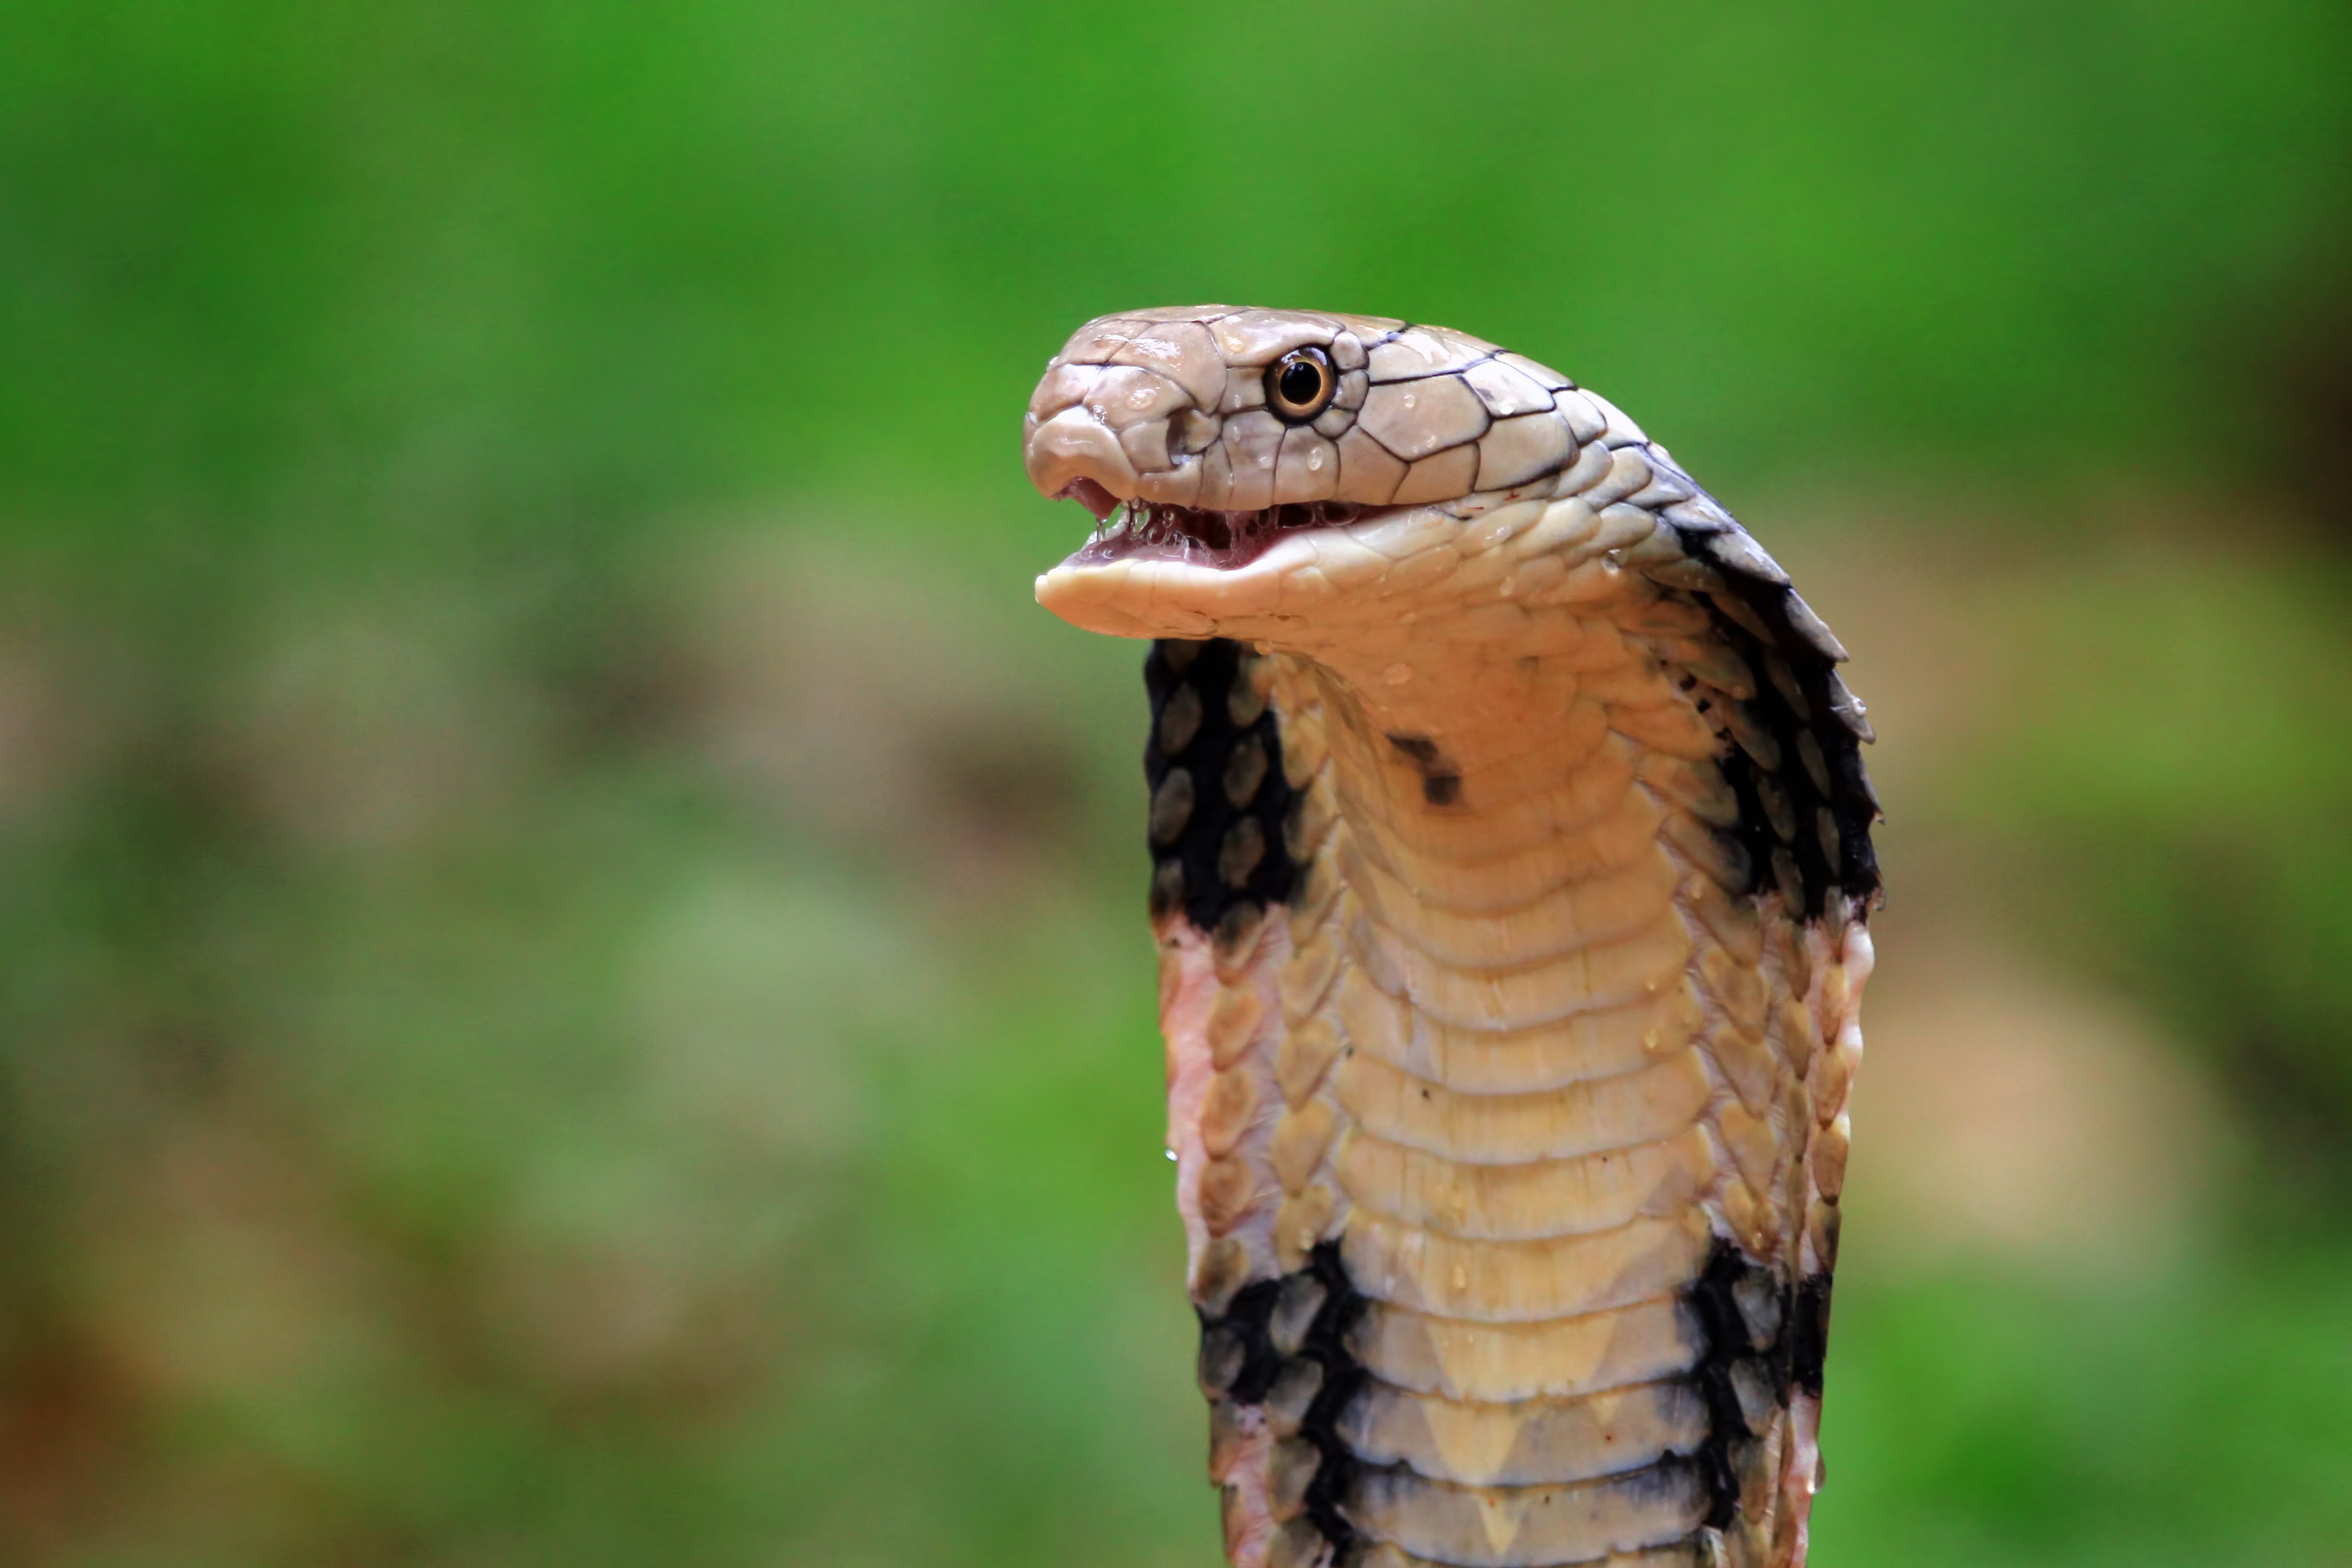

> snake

[{"left": 1024, "top": 306, "right": 1881, "bottom": 1568}]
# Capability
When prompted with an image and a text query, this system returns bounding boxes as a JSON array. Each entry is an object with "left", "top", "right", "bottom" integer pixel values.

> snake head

[{"left": 1027, "top": 305, "right": 1625, "bottom": 642}]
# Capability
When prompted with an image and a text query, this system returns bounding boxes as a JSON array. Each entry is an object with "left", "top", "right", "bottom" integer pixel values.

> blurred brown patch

[
  {"left": 2266, "top": 304, "right": 2352, "bottom": 534},
  {"left": 79, "top": 1115, "right": 374, "bottom": 1400},
  {"left": 1784, "top": 501, "right": 2298, "bottom": 1266},
  {"left": 475, "top": 1224, "right": 781, "bottom": 1416},
  {"left": 0, "top": 1328, "right": 140, "bottom": 1555},
  {"left": 223, "top": 593, "right": 543, "bottom": 851},
  {"left": 1850, "top": 921, "right": 2233, "bottom": 1274},
  {"left": 660, "top": 532, "right": 1099, "bottom": 899},
  {"left": 0, "top": 605, "right": 132, "bottom": 838}
]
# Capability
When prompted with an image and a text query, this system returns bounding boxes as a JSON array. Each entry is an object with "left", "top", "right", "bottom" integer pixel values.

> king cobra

[{"left": 1024, "top": 307, "right": 1881, "bottom": 1568}]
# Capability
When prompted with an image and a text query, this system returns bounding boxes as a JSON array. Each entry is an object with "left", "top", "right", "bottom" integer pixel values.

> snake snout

[{"left": 1024, "top": 399, "right": 1142, "bottom": 503}]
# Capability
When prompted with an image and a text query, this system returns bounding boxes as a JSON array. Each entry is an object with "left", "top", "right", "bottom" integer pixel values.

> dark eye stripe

[{"left": 1266, "top": 347, "right": 1335, "bottom": 424}]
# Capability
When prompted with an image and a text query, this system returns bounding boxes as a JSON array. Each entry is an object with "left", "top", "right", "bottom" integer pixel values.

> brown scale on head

[{"left": 1028, "top": 306, "right": 1881, "bottom": 1568}]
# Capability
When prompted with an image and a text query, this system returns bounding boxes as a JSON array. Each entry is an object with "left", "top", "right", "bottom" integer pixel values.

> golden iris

[{"left": 1265, "top": 346, "right": 1335, "bottom": 423}]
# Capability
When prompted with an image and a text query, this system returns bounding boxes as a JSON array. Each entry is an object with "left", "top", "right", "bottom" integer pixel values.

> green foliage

[
  {"left": 3, "top": 0, "right": 2346, "bottom": 565},
  {"left": 0, "top": 2, "right": 2348, "bottom": 1563}
]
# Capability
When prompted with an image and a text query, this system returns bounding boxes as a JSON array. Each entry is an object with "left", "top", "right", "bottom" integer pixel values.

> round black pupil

[{"left": 1279, "top": 357, "right": 1324, "bottom": 408}]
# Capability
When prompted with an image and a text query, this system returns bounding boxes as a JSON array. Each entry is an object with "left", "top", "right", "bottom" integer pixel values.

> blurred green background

[{"left": 3, "top": 3, "right": 2350, "bottom": 1563}]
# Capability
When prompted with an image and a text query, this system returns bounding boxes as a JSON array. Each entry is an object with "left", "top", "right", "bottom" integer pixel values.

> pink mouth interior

[{"left": 1058, "top": 486, "right": 1367, "bottom": 570}]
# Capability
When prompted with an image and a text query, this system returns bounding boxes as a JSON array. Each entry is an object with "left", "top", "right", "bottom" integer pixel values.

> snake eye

[{"left": 1265, "top": 346, "right": 1336, "bottom": 424}]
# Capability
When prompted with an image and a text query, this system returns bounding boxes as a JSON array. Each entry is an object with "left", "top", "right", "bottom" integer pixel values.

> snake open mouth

[{"left": 1058, "top": 478, "right": 1371, "bottom": 570}]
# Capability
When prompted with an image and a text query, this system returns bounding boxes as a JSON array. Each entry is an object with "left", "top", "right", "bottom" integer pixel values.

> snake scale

[{"left": 1025, "top": 307, "right": 1881, "bottom": 1568}]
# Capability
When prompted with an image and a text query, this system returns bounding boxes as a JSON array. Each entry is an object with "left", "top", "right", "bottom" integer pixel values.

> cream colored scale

[
  {"left": 1254, "top": 602, "right": 1849, "bottom": 1562},
  {"left": 1026, "top": 305, "right": 1877, "bottom": 1568}
]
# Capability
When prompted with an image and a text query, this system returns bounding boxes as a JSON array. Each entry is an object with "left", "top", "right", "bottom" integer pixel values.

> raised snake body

[{"left": 1025, "top": 307, "right": 1880, "bottom": 1568}]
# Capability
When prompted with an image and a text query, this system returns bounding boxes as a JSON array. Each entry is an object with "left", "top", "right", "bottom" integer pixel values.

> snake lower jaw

[
  {"left": 1030, "top": 503, "right": 1373, "bottom": 649},
  {"left": 1038, "top": 493, "right": 1394, "bottom": 641}
]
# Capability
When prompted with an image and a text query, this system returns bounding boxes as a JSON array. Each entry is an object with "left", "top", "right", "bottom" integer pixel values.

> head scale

[{"left": 1024, "top": 305, "right": 1590, "bottom": 517}]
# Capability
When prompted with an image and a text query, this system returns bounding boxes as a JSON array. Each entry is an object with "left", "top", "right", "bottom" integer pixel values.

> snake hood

[{"left": 1028, "top": 305, "right": 1881, "bottom": 1568}]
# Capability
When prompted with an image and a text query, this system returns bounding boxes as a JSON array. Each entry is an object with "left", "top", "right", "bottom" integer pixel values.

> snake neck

[
  {"left": 1282, "top": 637, "right": 1609, "bottom": 853},
  {"left": 1144, "top": 534, "right": 1875, "bottom": 1568}
]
